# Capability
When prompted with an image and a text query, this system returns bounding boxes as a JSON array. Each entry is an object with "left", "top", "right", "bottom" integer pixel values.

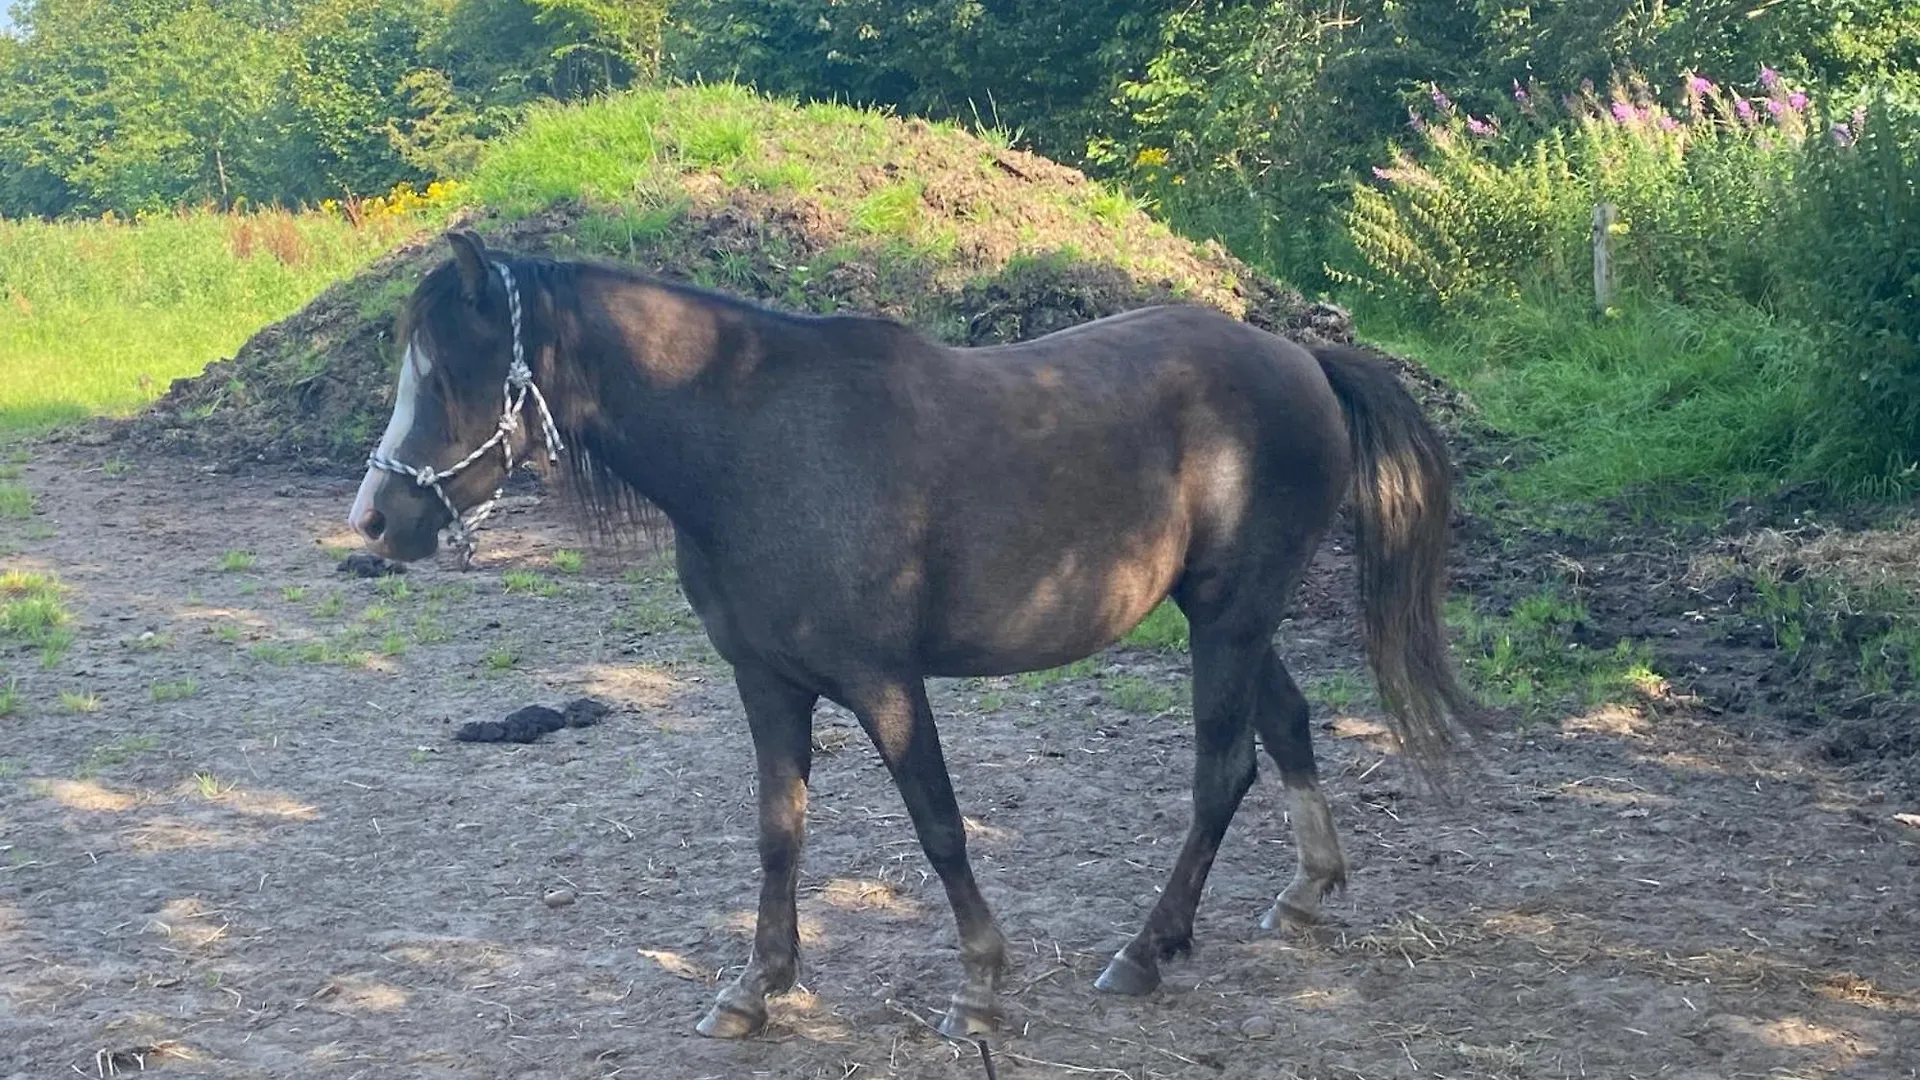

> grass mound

[{"left": 123, "top": 83, "right": 1346, "bottom": 472}]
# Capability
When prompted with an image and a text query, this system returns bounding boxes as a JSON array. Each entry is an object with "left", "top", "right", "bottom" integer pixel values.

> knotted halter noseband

[{"left": 365, "top": 260, "right": 565, "bottom": 567}]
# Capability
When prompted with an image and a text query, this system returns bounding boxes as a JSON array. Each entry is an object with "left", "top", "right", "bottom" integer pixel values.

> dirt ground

[{"left": 3, "top": 446, "right": 1918, "bottom": 1080}]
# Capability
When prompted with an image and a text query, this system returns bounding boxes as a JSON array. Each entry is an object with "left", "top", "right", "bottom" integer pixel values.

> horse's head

[{"left": 348, "top": 230, "right": 555, "bottom": 562}]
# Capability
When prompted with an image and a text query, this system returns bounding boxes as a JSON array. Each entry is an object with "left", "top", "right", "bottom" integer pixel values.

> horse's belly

[{"left": 919, "top": 548, "right": 1183, "bottom": 677}]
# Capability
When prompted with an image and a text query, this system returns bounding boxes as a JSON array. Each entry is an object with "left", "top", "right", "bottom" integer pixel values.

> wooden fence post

[{"left": 1592, "top": 202, "right": 1617, "bottom": 313}]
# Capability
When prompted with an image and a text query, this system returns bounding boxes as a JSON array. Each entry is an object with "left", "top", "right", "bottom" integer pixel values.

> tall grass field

[{"left": 0, "top": 207, "right": 426, "bottom": 436}]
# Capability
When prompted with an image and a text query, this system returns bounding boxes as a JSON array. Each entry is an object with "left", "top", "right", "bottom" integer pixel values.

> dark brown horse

[{"left": 348, "top": 230, "right": 1481, "bottom": 1040}]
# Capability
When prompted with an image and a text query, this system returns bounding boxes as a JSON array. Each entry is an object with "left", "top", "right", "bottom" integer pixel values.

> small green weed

[
  {"left": 281, "top": 585, "right": 306, "bottom": 602},
  {"left": 248, "top": 642, "right": 292, "bottom": 664},
  {"left": 1014, "top": 657, "right": 1098, "bottom": 691},
  {"left": 1106, "top": 674, "right": 1184, "bottom": 715},
  {"left": 213, "top": 623, "right": 242, "bottom": 644},
  {"left": 501, "top": 571, "right": 557, "bottom": 597},
  {"left": 151, "top": 678, "right": 200, "bottom": 703},
  {"left": 1305, "top": 671, "right": 1370, "bottom": 712},
  {"left": 551, "top": 550, "right": 584, "bottom": 574},
  {"left": 411, "top": 614, "right": 451, "bottom": 645},
  {"left": 314, "top": 593, "right": 344, "bottom": 618},
  {"left": 373, "top": 576, "right": 411, "bottom": 600},
  {"left": 482, "top": 647, "right": 518, "bottom": 671},
  {"left": 0, "top": 679, "right": 19, "bottom": 718},
  {"left": 37, "top": 627, "right": 73, "bottom": 668},
  {"left": 379, "top": 632, "right": 407, "bottom": 657},
  {"left": 217, "top": 550, "right": 256, "bottom": 572},
  {"left": 84, "top": 735, "right": 158, "bottom": 771},
  {"left": 1, "top": 571, "right": 72, "bottom": 654},
  {"left": 192, "top": 771, "right": 233, "bottom": 800},
  {"left": 59, "top": 690, "right": 100, "bottom": 714}
]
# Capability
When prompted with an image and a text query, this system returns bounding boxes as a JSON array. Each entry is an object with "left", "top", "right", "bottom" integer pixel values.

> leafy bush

[
  {"left": 1784, "top": 91, "right": 1920, "bottom": 487},
  {"left": 1332, "top": 70, "right": 1821, "bottom": 314},
  {"left": 1340, "top": 69, "right": 1920, "bottom": 496}
]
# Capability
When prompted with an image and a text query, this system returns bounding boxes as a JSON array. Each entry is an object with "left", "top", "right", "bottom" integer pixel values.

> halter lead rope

[{"left": 365, "top": 259, "right": 564, "bottom": 568}]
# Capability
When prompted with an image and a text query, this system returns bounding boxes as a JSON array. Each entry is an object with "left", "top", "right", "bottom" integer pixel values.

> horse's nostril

[{"left": 358, "top": 508, "right": 387, "bottom": 542}]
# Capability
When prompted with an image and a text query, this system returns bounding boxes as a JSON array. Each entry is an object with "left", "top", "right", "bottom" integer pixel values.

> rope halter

[{"left": 365, "top": 260, "right": 565, "bottom": 568}]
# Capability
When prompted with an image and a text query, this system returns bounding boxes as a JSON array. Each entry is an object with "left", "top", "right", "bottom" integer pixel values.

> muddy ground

[{"left": 2, "top": 446, "right": 1918, "bottom": 1080}]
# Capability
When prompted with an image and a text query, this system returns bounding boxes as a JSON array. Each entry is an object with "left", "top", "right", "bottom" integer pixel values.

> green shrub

[{"left": 1784, "top": 91, "right": 1920, "bottom": 488}]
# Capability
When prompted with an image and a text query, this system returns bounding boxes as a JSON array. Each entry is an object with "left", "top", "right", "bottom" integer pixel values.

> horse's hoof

[
  {"left": 937, "top": 998, "right": 1002, "bottom": 1040},
  {"left": 1093, "top": 951, "right": 1159, "bottom": 996},
  {"left": 1259, "top": 899, "right": 1320, "bottom": 932},
  {"left": 695, "top": 1001, "right": 765, "bottom": 1039}
]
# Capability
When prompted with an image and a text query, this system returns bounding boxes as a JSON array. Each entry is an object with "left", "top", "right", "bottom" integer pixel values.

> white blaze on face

[{"left": 348, "top": 338, "right": 435, "bottom": 531}]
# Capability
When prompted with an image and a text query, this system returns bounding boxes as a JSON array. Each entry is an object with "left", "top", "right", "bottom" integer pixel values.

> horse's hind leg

[
  {"left": 697, "top": 663, "right": 819, "bottom": 1038},
  {"left": 841, "top": 675, "right": 1008, "bottom": 1038},
  {"left": 1249, "top": 648, "right": 1348, "bottom": 928},
  {"left": 1095, "top": 627, "right": 1265, "bottom": 996}
]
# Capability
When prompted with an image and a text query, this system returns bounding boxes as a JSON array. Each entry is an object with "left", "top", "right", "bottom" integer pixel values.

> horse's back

[{"left": 886, "top": 304, "right": 1350, "bottom": 673}]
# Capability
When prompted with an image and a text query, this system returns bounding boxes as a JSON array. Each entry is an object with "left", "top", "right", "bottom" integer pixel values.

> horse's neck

[{"left": 557, "top": 278, "right": 775, "bottom": 537}]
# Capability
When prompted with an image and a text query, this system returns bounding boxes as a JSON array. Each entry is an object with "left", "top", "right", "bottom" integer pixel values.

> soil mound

[{"left": 116, "top": 90, "right": 1353, "bottom": 474}]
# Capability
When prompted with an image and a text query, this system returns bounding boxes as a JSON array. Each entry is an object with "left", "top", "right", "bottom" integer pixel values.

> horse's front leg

[
  {"left": 844, "top": 675, "right": 1008, "bottom": 1037},
  {"left": 696, "top": 663, "right": 818, "bottom": 1038}
]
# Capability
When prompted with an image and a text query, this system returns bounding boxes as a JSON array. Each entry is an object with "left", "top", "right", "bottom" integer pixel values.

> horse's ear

[{"left": 447, "top": 229, "right": 490, "bottom": 305}]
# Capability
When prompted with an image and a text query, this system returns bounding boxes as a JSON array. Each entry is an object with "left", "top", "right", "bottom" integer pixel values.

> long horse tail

[{"left": 1311, "top": 343, "right": 1483, "bottom": 791}]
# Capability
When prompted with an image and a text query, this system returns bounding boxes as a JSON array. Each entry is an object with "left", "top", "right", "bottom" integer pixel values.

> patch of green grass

[
  {"left": 1448, "top": 589, "right": 1659, "bottom": 717},
  {"left": 1304, "top": 671, "right": 1370, "bottom": 712},
  {"left": 0, "top": 209, "right": 417, "bottom": 437},
  {"left": 85, "top": 734, "right": 158, "bottom": 771},
  {"left": 676, "top": 108, "right": 758, "bottom": 166},
  {"left": 212, "top": 623, "right": 242, "bottom": 644},
  {"left": 217, "top": 550, "right": 256, "bottom": 572},
  {"left": 852, "top": 180, "right": 925, "bottom": 238},
  {"left": 379, "top": 632, "right": 407, "bottom": 657},
  {"left": 0, "top": 484, "right": 31, "bottom": 519},
  {"left": 551, "top": 549, "right": 585, "bottom": 574},
  {"left": 1087, "top": 185, "right": 1148, "bottom": 227},
  {"left": 1105, "top": 673, "right": 1185, "bottom": 715},
  {"left": 576, "top": 201, "right": 689, "bottom": 259},
  {"left": 314, "top": 593, "right": 344, "bottom": 618},
  {"left": 1362, "top": 295, "right": 1815, "bottom": 515},
  {"left": 59, "top": 690, "right": 100, "bottom": 714},
  {"left": 281, "top": 585, "right": 306, "bottom": 602},
  {"left": 361, "top": 603, "right": 392, "bottom": 625},
  {"left": 248, "top": 642, "right": 292, "bottom": 665},
  {"left": 0, "top": 679, "right": 19, "bottom": 718},
  {"left": 1122, "top": 601, "right": 1189, "bottom": 653},
  {"left": 151, "top": 678, "right": 200, "bottom": 703},
  {"left": 1014, "top": 656, "right": 1099, "bottom": 691},
  {"left": 501, "top": 570, "right": 558, "bottom": 597},
  {"left": 373, "top": 576, "right": 411, "bottom": 600},
  {"left": 482, "top": 647, "right": 518, "bottom": 671},
  {"left": 1738, "top": 573, "right": 1920, "bottom": 697},
  {"left": 37, "top": 627, "right": 73, "bottom": 668},
  {"left": 1, "top": 570, "right": 71, "bottom": 650},
  {"left": 411, "top": 614, "right": 451, "bottom": 645}
]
